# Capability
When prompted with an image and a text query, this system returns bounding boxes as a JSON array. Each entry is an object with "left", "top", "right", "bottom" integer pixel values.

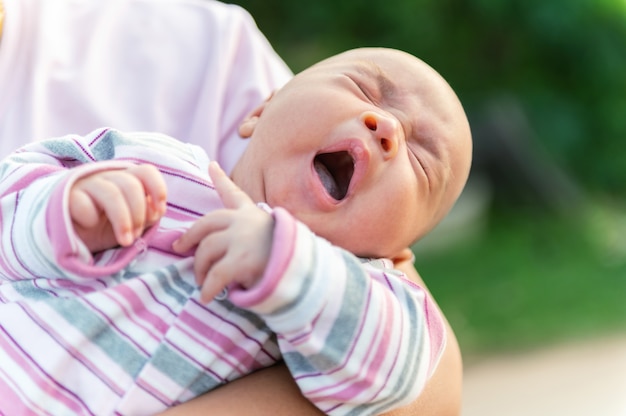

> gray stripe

[
  {"left": 47, "top": 297, "right": 147, "bottom": 377},
  {"left": 150, "top": 344, "right": 221, "bottom": 395},
  {"left": 285, "top": 251, "right": 366, "bottom": 373},
  {"left": 43, "top": 139, "right": 96, "bottom": 163},
  {"left": 348, "top": 283, "right": 426, "bottom": 415},
  {"left": 151, "top": 266, "right": 196, "bottom": 305}
]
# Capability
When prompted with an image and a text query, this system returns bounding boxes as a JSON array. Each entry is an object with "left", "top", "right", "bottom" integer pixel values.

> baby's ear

[{"left": 238, "top": 91, "right": 276, "bottom": 139}]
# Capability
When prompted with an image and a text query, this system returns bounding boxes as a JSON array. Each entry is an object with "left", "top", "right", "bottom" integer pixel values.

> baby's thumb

[{"left": 208, "top": 161, "right": 253, "bottom": 209}]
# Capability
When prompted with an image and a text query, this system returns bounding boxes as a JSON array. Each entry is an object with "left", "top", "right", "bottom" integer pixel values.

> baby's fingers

[
  {"left": 125, "top": 165, "right": 168, "bottom": 222},
  {"left": 74, "top": 176, "right": 137, "bottom": 246},
  {"left": 198, "top": 247, "right": 266, "bottom": 303},
  {"left": 192, "top": 231, "right": 231, "bottom": 302},
  {"left": 72, "top": 165, "right": 167, "bottom": 247},
  {"left": 209, "top": 162, "right": 254, "bottom": 210},
  {"left": 199, "top": 262, "right": 232, "bottom": 303},
  {"left": 69, "top": 188, "right": 104, "bottom": 229},
  {"left": 104, "top": 165, "right": 167, "bottom": 242},
  {"left": 172, "top": 210, "right": 230, "bottom": 254}
]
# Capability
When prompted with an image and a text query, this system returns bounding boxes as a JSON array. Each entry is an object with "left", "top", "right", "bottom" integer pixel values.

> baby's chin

[
  {"left": 324, "top": 223, "right": 420, "bottom": 259},
  {"left": 338, "top": 240, "right": 405, "bottom": 261}
]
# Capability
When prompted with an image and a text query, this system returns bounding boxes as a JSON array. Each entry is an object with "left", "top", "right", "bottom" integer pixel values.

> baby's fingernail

[
  {"left": 150, "top": 210, "right": 161, "bottom": 222},
  {"left": 120, "top": 231, "right": 133, "bottom": 246}
]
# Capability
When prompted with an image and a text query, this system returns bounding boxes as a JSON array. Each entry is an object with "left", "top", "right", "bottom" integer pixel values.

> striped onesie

[{"left": 0, "top": 128, "right": 445, "bottom": 415}]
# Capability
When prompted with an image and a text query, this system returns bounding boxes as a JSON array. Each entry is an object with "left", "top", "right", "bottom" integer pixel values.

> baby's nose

[{"left": 361, "top": 111, "right": 399, "bottom": 160}]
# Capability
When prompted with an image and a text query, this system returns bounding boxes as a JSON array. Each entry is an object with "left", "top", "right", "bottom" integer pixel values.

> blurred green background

[{"left": 229, "top": 0, "right": 626, "bottom": 358}]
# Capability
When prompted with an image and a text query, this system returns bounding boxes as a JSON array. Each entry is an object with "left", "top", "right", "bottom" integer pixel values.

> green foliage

[
  {"left": 416, "top": 208, "right": 626, "bottom": 356},
  {"left": 230, "top": 0, "right": 626, "bottom": 195}
]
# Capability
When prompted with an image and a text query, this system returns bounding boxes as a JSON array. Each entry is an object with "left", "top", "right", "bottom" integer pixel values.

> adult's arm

[{"left": 161, "top": 253, "right": 463, "bottom": 416}]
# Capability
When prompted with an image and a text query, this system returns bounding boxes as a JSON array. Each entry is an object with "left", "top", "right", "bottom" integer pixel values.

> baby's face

[{"left": 232, "top": 48, "right": 472, "bottom": 259}]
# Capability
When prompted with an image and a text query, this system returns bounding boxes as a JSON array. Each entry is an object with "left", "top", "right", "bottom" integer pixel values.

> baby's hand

[
  {"left": 172, "top": 162, "right": 274, "bottom": 303},
  {"left": 69, "top": 164, "right": 167, "bottom": 253}
]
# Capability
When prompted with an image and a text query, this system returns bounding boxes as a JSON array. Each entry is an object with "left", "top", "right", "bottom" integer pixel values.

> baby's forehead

[
  {"left": 337, "top": 48, "right": 427, "bottom": 73},
  {"left": 350, "top": 59, "right": 400, "bottom": 98}
]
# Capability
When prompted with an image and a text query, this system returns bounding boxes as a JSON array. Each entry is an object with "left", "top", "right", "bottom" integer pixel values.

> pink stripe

[
  {"left": 0, "top": 205, "right": 23, "bottom": 281},
  {"left": 104, "top": 283, "right": 172, "bottom": 340},
  {"left": 0, "top": 368, "right": 47, "bottom": 415},
  {"left": 295, "top": 291, "right": 375, "bottom": 389},
  {"left": 187, "top": 299, "right": 278, "bottom": 362},
  {"left": 0, "top": 165, "right": 63, "bottom": 198},
  {"left": 43, "top": 171, "right": 84, "bottom": 259},
  {"left": 0, "top": 325, "right": 88, "bottom": 413},
  {"left": 147, "top": 229, "right": 187, "bottom": 255},
  {"left": 302, "top": 280, "right": 399, "bottom": 403},
  {"left": 18, "top": 302, "right": 126, "bottom": 397},
  {"left": 178, "top": 301, "right": 278, "bottom": 368},
  {"left": 287, "top": 309, "right": 324, "bottom": 345},
  {"left": 319, "top": 284, "right": 438, "bottom": 407},
  {"left": 423, "top": 292, "right": 446, "bottom": 374},
  {"left": 80, "top": 296, "right": 153, "bottom": 358},
  {"left": 3, "top": 193, "right": 38, "bottom": 280},
  {"left": 393, "top": 275, "right": 446, "bottom": 374},
  {"left": 332, "top": 293, "right": 398, "bottom": 401},
  {"left": 176, "top": 313, "right": 248, "bottom": 377},
  {"left": 46, "top": 277, "right": 106, "bottom": 297},
  {"left": 126, "top": 315, "right": 233, "bottom": 404},
  {"left": 132, "top": 377, "right": 174, "bottom": 408}
]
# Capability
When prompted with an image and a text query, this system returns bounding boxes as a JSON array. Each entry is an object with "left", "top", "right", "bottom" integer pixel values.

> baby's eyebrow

[{"left": 357, "top": 61, "right": 397, "bottom": 99}]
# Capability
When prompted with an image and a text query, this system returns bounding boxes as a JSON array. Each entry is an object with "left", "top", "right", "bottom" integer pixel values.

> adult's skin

[{"left": 0, "top": 2, "right": 462, "bottom": 414}]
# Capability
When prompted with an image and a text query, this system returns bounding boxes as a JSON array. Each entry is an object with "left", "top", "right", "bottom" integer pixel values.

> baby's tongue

[{"left": 314, "top": 159, "right": 340, "bottom": 199}]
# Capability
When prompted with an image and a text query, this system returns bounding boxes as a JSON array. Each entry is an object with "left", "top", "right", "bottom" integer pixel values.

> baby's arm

[
  {"left": 172, "top": 162, "right": 274, "bottom": 301},
  {"left": 241, "top": 236, "right": 444, "bottom": 415},
  {"left": 69, "top": 164, "right": 167, "bottom": 253},
  {"left": 173, "top": 164, "right": 445, "bottom": 416},
  {"left": 0, "top": 128, "right": 189, "bottom": 281},
  {"left": 160, "top": 261, "right": 461, "bottom": 416}
]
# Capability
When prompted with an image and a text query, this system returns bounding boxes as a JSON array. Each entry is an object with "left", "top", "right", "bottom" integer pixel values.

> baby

[{"left": 0, "top": 47, "right": 471, "bottom": 415}]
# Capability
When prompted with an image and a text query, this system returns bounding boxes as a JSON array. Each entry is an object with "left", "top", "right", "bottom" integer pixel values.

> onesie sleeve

[
  {"left": 228, "top": 207, "right": 446, "bottom": 415},
  {"left": 0, "top": 128, "right": 197, "bottom": 282}
]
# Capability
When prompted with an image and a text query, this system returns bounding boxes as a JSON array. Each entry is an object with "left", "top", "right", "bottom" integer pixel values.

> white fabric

[{"left": 0, "top": 0, "right": 293, "bottom": 173}]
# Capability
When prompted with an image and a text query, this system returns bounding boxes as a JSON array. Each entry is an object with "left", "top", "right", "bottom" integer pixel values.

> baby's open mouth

[{"left": 313, "top": 151, "right": 355, "bottom": 200}]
